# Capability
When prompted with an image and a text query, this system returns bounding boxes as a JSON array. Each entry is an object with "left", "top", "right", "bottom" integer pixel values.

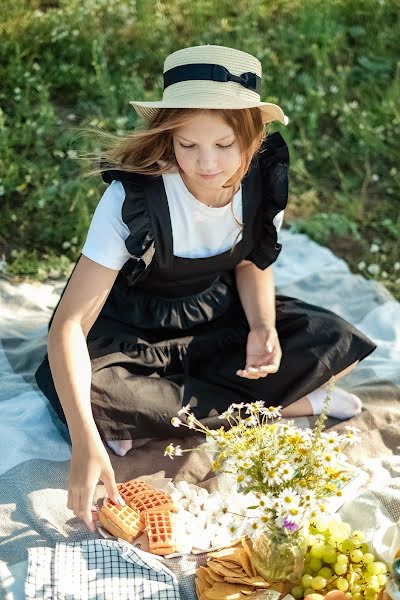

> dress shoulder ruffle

[
  {"left": 101, "top": 165, "right": 155, "bottom": 287},
  {"left": 245, "top": 131, "right": 289, "bottom": 270}
]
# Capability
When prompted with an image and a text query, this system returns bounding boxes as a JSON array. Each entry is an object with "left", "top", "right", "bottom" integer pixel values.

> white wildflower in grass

[
  {"left": 171, "top": 417, "right": 181, "bottom": 427},
  {"left": 164, "top": 377, "right": 360, "bottom": 536},
  {"left": 367, "top": 263, "right": 380, "bottom": 275}
]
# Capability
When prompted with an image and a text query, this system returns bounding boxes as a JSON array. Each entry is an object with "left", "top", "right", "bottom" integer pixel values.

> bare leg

[{"left": 281, "top": 360, "right": 360, "bottom": 418}]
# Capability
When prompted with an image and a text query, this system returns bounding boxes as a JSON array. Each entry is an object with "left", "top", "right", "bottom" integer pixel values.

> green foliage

[
  {"left": 290, "top": 213, "right": 361, "bottom": 245},
  {"left": 0, "top": 0, "right": 399, "bottom": 298}
]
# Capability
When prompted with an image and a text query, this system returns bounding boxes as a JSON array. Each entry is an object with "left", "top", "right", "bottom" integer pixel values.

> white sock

[
  {"left": 306, "top": 386, "right": 362, "bottom": 419},
  {"left": 106, "top": 439, "right": 133, "bottom": 457}
]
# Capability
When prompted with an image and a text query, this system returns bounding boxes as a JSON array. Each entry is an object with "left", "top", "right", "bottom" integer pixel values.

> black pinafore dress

[{"left": 35, "top": 133, "right": 377, "bottom": 443}]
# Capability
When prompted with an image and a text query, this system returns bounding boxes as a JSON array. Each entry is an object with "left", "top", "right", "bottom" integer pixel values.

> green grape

[
  {"left": 310, "top": 544, "right": 325, "bottom": 559},
  {"left": 308, "top": 534, "right": 318, "bottom": 546},
  {"left": 346, "top": 593, "right": 352, "bottom": 599},
  {"left": 360, "top": 543, "right": 370, "bottom": 554},
  {"left": 350, "top": 550, "right": 364, "bottom": 563},
  {"left": 311, "top": 576, "right": 327, "bottom": 591},
  {"left": 315, "top": 519, "right": 328, "bottom": 533},
  {"left": 340, "top": 539, "right": 355, "bottom": 553},
  {"left": 366, "top": 563, "right": 381, "bottom": 576},
  {"left": 352, "top": 584, "right": 362, "bottom": 594},
  {"left": 377, "top": 574, "right": 387, "bottom": 586},
  {"left": 337, "top": 554, "right": 349, "bottom": 565},
  {"left": 323, "top": 547, "right": 338, "bottom": 564},
  {"left": 362, "top": 554, "right": 375, "bottom": 565},
  {"left": 335, "top": 563, "right": 348, "bottom": 575},
  {"left": 302, "top": 575, "right": 313, "bottom": 588},
  {"left": 318, "top": 567, "right": 333, "bottom": 579},
  {"left": 303, "top": 588, "right": 315, "bottom": 597},
  {"left": 291, "top": 586, "right": 304, "bottom": 598},
  {"left": 364, "top": 573, "right": 374, "bottom": 584},
  {"left": 369, "top": 578, "right": 380, "bottom": 592},
  {"left": 329, "top": 531, "right": 344, "bottom": 544},
  {"left": 336, "top": 578, "right": 349, "bottom": 592},
  {"left": 375, "top": 562, "right": 387, "bottom": 574},
  {"left": 310, "top": 558, "right": 323, "bottom": 572},
  {"left": 351, "top": 532, "right": 365, "bottom": 549},
  {"left": 352, "top": 594, "right": 364, "bottom": 600}
]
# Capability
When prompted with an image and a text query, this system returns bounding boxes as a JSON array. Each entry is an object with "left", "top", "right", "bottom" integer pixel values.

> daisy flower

[
  {"left": 178, "top": 403, "right": 191, "bottom": 416},
  {"left": 260, "top": 405, "right": 282, "bottom": 419},
  {"left": 164, "top": 443, "right": 183, "bottom": 459}
]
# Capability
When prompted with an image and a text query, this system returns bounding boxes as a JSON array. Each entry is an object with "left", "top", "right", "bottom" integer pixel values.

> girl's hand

[
  {"left": 67, "top": 437, "right": 125, "bottom": 533},
  {"left": 236, "top": 324, "right": 282, "bottom": 379}
]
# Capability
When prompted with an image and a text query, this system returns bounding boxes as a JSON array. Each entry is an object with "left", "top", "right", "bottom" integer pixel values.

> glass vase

[{"left": 251, "top": 528, "right": 307, "bottom": 583}]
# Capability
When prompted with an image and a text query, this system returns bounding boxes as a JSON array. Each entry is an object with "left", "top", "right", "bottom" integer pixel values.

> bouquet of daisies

[{"left": 165, "top": 378, "right": 361, "bottom": 539}]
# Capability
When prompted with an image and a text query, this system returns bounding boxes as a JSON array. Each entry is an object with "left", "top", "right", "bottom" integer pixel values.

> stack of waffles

[{"left": 98, "top": 479, "right": 178, "bottom": 555}]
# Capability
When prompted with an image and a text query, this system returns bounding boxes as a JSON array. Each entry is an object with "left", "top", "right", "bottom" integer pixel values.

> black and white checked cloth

[{"left": 25, "top": 538, "right": 180, "bottom": 599}]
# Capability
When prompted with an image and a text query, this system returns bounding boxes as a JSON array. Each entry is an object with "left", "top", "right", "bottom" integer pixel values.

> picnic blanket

[{"left": 0, "top": 229, "right": 399, "bottom": 599}]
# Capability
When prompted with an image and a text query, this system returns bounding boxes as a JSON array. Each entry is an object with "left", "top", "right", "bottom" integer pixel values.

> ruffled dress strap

[
  {"left": 245, "top": 131, "right": 289, "bottom": 270},
  {"left": 100, "top": 164, "right": 156, "bottom": 287}
]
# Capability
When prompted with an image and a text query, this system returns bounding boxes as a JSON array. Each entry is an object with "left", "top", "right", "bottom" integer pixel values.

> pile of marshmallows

[{"left": 169, "top": 481, "right": 256, "bottom": 554}]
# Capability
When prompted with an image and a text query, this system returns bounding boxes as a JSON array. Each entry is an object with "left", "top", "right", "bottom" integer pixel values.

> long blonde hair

[{"left": 81, "top": 107, "right": 271, "bottom": 254}]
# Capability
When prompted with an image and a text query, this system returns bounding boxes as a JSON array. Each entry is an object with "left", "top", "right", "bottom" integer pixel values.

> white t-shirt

[{"left": 81, "top": 173, "right": 284, "bottom": 270}]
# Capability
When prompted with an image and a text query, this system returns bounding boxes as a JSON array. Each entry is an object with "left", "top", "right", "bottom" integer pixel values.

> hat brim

[{"left": 129, "top": 99, "right": 289, "bottom": 125}]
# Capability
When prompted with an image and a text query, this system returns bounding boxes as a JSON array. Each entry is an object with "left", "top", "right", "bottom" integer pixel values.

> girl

[{"left": 35, "top": 44, "right": 377, "bottom": 534}]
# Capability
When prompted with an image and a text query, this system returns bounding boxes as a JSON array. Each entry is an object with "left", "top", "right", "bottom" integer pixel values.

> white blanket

[{"left": 0, "top": 229, "right": 399, "bottom": 599}]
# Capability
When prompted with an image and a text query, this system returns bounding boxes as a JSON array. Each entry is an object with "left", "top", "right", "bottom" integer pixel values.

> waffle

[
  {"left": 99, "top": 499, "right": 145, "bottom": 544},
  {"left": 117, "top": 479, "right": 152, "bottom": 506},
  {"left": 130, "top": 489, "right": 177, "bottom": 515},
  {"left": 144, "top": 510, "right": 176, "bottom": 555}
]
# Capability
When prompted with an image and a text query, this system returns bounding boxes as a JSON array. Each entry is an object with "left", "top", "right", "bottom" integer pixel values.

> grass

[{"left": 0, "top": 0, "right": 399, "bottom": 299}]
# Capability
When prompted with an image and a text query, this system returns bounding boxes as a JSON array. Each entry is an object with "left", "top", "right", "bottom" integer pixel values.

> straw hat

[{"left": 129, "top": 44, "right": 289, "bottom": 126}]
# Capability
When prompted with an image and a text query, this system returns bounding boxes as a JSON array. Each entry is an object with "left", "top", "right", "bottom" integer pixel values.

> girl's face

[{"left": 172, "top": 112, "right": 242, "bottom": 190}]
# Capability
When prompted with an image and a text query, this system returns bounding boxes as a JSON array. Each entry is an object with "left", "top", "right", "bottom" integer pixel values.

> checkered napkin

[{"left": 25, "top": 538, "right": 181, "bottom": 599}]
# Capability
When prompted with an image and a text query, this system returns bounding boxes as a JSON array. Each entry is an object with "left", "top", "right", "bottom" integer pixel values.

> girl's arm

[
  {"left": 48, "top": 255, "right": 126, "bottom": 533},
  {"left": 234, "top": 261, "right": 281, "bottom": 378},
  {"left": 234, "top": 260, "right": 276, "bottom": 329},
  {"left": 47, "top": 255, "right": 120, "bottom": 446}
]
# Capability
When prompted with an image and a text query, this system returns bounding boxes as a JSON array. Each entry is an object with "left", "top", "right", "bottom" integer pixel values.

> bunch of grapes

[{"left": 291, "top": 518, "right": 388, "bottom": 600}]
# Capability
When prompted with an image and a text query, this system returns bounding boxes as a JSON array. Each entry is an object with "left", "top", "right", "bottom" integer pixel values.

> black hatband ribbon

[{"left": 163, "top": 63, "right": 261, "bottom": 94}]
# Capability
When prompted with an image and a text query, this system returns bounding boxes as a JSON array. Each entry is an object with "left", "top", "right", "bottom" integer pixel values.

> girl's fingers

[
  {"left": 67, "top": 488, "right": 72, "bottom": 511},
  {"left": 236, "top": 369, "right": 268, "bottom": 379},
  {"left": 78, "top": 492, "right": 97, "bottom": 534}
]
